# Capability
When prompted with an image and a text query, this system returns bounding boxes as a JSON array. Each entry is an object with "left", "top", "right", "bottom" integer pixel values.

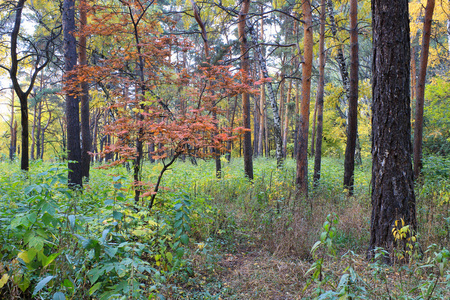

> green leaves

[{"left": 32, "top": 275, "right": 54, "bottom": 296}]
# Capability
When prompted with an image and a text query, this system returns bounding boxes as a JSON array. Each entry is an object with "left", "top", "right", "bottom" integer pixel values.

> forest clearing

[{"left": 1, "top": 0, "right": 450, "bottom": 298}]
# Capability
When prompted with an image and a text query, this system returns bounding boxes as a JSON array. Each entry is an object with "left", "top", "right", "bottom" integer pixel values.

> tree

[
  {"left": 296, "top": 0, "right": 313, "bottom": 197},
  {"left": 313, "top": 0, "right": 326, "bottom": 188},
  {"left": 63, "top": 0, "right": 82, "bottom": 187},
  {"left": 343, "top": 0, "right": 359, "bottom": 194},
  {"left": 369, "top": 0, "right": 416, "bottom": 261},
  {"left": 413, "top": 0, "right": 435, "bottom": 179},
  {"left": 0, "top": 0, "right": 58, "bottom": 171},
  {"left": 238, "top": 0, "right": 253, "bottom": 179}
]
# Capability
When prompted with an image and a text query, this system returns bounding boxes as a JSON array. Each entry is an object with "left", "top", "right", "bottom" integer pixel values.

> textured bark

[
  {"left": 80, "top": 0, "right": 91, "bottom": 180},
  {"left": 238, "top": 0, "right": 253, "bottom": 179},
  {"left": 296, "top": 0, "right": 313, "bottom": 197},
  {"left": 343, "top": 0, "right": 359, "bottom": 195},
  {"left": 9, "top": 89, "right": 16, "bottom": 161},
  {"left": 369, "top": 0, "right": 416, "bottom": 260},
  {"left": 64, "top": 0, "right": 82, "bottom": 187},
  {"left": 313, "top": 0, "right": 326, "bottom": 188},
  {"left": 247, "top": 21, "right": 283, "bottom": 167},
  {"left": 413, "top": 0, "right": 435, "bottom": 179}
]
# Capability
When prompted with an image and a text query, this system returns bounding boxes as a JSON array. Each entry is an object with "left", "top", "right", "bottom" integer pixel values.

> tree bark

[
  {"left": 64, "top": 0, "right": 82, "bottom": 187},
  {"left": 369, "top": 0, "right": 416, "bottom": 261},
  {"left": 9, "top": 89, "right": 16, "bottom": 161},
  {"left": 247, "top": 20, "right": 283, "bottom": 167},
  {"left": 296, "top": 0, "right": 313, "bottom": 197},
  {"left": 313, "top": 0, "right": 326, "bottom": 188},
  {"left": 80, "top": 0, "right": 91, "bottom": 180},
  {"left": 413, "top": 0, "right": 435, "bottom": 179},
  {"left": 343, "top": 0, "right": 359, "bottom": 195},
  {"left": 238, "top": 0, "right": 254, "bottom": 179}
]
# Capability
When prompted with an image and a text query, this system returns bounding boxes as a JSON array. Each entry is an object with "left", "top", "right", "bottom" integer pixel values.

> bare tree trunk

[
  {"left": 64, "top": 0, "right": 82, "bottom": 187},
  {"left": 413, "top": 0, "right": 435, "bottom": 179},
  {"left": 369, "top": 0, "right": 416, "bottom": 261},
  {"left": 313, "top": 0, "right": 326, "bottom": 188},
  {"left": 238, "top": 0, "right": 253, "bottom": 179},
  {"left": 343, "top": 0, "right": 359, "bottom": 195},
  {"left": 9, "top": 89, "right": 16, "bottom": 161},
  {"left": 296, "top": 0, "right": 313, "bottom": 197}
]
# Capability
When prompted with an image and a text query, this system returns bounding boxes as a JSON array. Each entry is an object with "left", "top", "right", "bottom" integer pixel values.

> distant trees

[
  {"left": 0, "top": 0, "right": 59, "bottom": 170},
  {"left": 369, "top": 0, "right": 416, "bottom": 260}
]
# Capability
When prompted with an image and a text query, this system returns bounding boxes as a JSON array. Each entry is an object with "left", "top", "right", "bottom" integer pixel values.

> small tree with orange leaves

[{"left": 70, "top": 0, "right": 253, "bottom": 208}]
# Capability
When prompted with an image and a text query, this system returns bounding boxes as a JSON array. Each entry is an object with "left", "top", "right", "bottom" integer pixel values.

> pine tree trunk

[
  {"left": 343, "top": 0, "right": 359, "bottom": 195},
  {"left": 238, "top": 0, "right": 254, "bottom": 179},
  {"left": 296, "top": 0, "right": 313, "bottom": 197},
  {"left": 63, "top": 0, "right": 82, "bottom": 187},
  {"left": 369, "top": 0, "right": 416, "bottom": 261}
]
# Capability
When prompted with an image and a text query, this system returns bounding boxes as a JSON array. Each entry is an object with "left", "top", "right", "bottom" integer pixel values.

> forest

[{"left": 0, "top": 0, "right": 449, "bottom": 299}]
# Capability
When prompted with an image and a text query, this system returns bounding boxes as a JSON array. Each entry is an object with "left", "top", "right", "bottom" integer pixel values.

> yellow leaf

[
  {"left": 0, "top": 274, "right": 9, "bottom": 288},
  {"left": 17, "top": 251, "right": 31, "bottom": 263}
]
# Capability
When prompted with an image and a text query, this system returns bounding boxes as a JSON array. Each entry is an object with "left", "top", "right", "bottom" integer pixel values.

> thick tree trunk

[
  {"left": 343, "top": 0, "right": 359, "bottom": 195},
  {"left": 296, "top": 0, "right": 313, "bottom": 197},
  {"left": 64, "top": 0, "right": 82, "bottom": 187},
  {"left": 369, "top": 0, "right": 416, "bottom": 261},
  {"left": 313, "top": 0, "right": 326, "bottom": 188},
  {"left": 80, "top": 0, "right": 91, "bottom": 180},
  {"left": 238, "top": 0, "right": 253, "bottom": 179},
  {"left": 413, "top": 0, "right": 435, "bottom": 179}
]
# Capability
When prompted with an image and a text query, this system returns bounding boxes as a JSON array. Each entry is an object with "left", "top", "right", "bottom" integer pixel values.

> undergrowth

[{"left": 0, "top": 156, "right": 448, "bottom": 299}]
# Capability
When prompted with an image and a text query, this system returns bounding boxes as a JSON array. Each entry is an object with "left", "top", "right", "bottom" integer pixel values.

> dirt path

[{"left": 218, "top": 247, "right": 309, "bottom": 299}]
